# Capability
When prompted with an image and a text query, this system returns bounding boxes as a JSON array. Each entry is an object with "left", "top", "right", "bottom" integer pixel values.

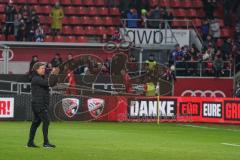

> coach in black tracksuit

[{"left": 27, "top": 62, "right": 58, "bottom": 148}]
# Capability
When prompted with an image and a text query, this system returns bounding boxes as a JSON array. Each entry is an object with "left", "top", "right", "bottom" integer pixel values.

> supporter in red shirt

[
  {"left": 65, "top": 69, "right": 77, "bottom": 95},
  {"left": 121, "top": 69, "right": 132, "bottom": 93}
]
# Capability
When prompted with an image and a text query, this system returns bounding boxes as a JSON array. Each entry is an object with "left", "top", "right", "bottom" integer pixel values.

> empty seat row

[
  {"left": 0, "top": 0, "right": 118, "bottom": 6},
  {"left": 42, "top": 26, "right": 117, "bottom": 35},
  {"left": 150, "top": 0, "right": 203, "bottom": 8},
  {"left": 171, "top": 18, "right": 226, "bottom": 28},
  {"left": 39, "top": 16, "right": 121, "bottom": 25},
  {"left": 0, "top": 5, "right": 120, "bottom": 16},
  {"left": 60, "top": 26, "right": 117, "bottom": 35},
  {"left": 0, "top": 34, "right": 90, "bottom": 42},
  {"left": 45, "top": 35, "right": 89, "bottom": 43},
  {"left": 171, "top": 9, "right": 205, "bottom": 18},
  {"left": 32, "top": 6, "right": 120, "bottom": 15}
]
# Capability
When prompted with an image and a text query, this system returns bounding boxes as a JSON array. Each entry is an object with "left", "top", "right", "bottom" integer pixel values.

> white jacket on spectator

[{"left": 210, "top": 19, "right": 220, "bottom": 38}]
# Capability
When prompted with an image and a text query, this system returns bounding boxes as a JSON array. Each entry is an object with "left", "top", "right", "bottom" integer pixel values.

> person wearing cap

[
  {"left": 27, "top": 62, "right": 59, "bottom": 148},
  {"left": 4, "top": 0, "right": 17, "bottom": 40}
]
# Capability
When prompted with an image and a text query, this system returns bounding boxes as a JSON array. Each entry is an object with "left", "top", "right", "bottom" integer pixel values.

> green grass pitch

[{"left": 0, "top": 122, "right": 240, "bottom": 160}]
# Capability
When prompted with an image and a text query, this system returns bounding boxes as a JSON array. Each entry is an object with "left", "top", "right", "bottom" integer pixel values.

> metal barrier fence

[{"left": 175, "top": 61, "right": 232, "bottom": 77}]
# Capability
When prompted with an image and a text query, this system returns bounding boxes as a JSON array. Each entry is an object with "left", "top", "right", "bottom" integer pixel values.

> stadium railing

[{"left": 175, "top": 61, "right": 232, "bottom": 77}]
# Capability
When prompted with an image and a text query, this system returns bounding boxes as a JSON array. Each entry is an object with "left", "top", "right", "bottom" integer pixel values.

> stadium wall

[{"left": 1, "top": 94, "right": 240, "bottom": 124}]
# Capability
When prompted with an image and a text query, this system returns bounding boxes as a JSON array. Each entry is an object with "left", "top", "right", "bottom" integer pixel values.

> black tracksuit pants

[{"left": 28, "top": 105, "right": 50, "bottom": 145}]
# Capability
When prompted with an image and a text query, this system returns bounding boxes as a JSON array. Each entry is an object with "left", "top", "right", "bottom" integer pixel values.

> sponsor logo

[
  {"left": 62, "top": 98, "right": 79, "bottom": 118},
  {"left": 181, "top": 90, "right": 226, "bottom": 97},
  {"left": 87, "top": 98, "right": 105, "bottom": 118},
  {"left": 224, "top": 100, "right": 240, "bottom": 120},
  {"left": 202, "top": 102, "right": 222, "bottom": 118},
  {"left": 0, "top": 98, "right": 14, "bottom": 118},
  {"left": 179, "top": 102, "right": 200, "bottom": 116},
  {"left": 128, "top": 98, "right": 177, "bottom": 118}
]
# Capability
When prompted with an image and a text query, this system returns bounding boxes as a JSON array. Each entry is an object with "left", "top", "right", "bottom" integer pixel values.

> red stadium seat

[
  {"left": 110, "top": 7, "right": 120, "bottom": 16},
  {"left": 98, "top": 7, "right": 109, "bottom": 15},
  {"left": 39, "top": 0, "right": 49, "bottom": 5},
  {"left": 160, "top": 0, "right": 170, "bottom": 7},
  {"left": 96, "top": 26, "right": 107, "bottom": 35},
  {"left": 74, "top": 26, "right": 84, "bottom": 35},
  {"left": 214, "top": 10, "right": 224, "bottom": 18},
  {"left": 0, "top": 5, "right": 5, "bottom": 13},
  {"left": 72, "top": 0, "right": 83, "bottom": 5},
  {"left": 149, "top": 0, "right": 158, "bottom": 7},
  {"left": 95, "top": 0, "right": 106, "bottom": 6},
  {"left": 172, "top": 20, "right": 185, "bottom": 28},
  {"left": 64, "top": 6, "right": 76, "bottom": 15},
  {"left": 182, "top": 0, "right": 192, "bottom": 8},
  {"left": 197, "top": 9, "right": 205, "bottom": 18},
  {"left": 55, "top": 35, "right": 64, "bottom": 42},
  {"left": 42, "top": 5, "right": 52, "bottom": 14},
  {"left": 192, "top": 18, "right": 202, "bottom": 27},
  {"left": 45, "top": 16, "right": 51, "bottom": 25},
  {"left": 16, "top": 0, "right": 27, "bottom": 4},
  {"left": 44, "top": 35, "right": 53, "bottom": 42},
  {"left": 76, "top": 6, "right": 87, "bottom": 15},
  {"left": 65, "top": 36, "right": 77, "bottom": 43},
  {"left": 69, "top": 16, "right": 79, "bottom": 25},
  {"left": 50, "top": 0, "right": 59, "bottom": 5},
  {"left": 83, "top": 0, "right": 94, "bottom": 6},
  {"left": 92, "top": 16, "right": 103, "bottom": 25},
  {"left": 0, "top": 15, "right": 5, "bottom": 23},
  {"left": 85, "top": 26, "right": 95, "bottom": 35},
  {"left": 216, "top": 39, "right": 224, "bottom": 47},
  {"left": 218, "top": 19, "right": 224, "bottom": 27},
  {"left": 113, "top": 17, "right": 121, "bottom": 25},
  {"left": 62, "top": 17, "right": 69, "bottom": 24},
  {"left": 88, "top": 7, "right": 98, "bottom": 15},
  {"left": 77, "top": 36, "right": 88, "bottom": 43},
  {"left": 33, "top": 5, "right": 42, "bottom": 14},
  {"left": 103, "top": 17, "right": 113, "bottom": 26},
  {"left": 28, "top": 0, "right": 38, "bottom": 4},
  {"left": 0, "top": 34, "right": 5, "bottom": 41},
  {"left": 174, "top": 9, "right": 186, "bottom": 18},
  {"left": 80, "top": 16, "right": 91, "bottom": 25},
  {"left": 170, "top": 0, "right": 181, "bottom": 8},
  {"left": 107, "top": 27, "right": 117, "bottom": 35},
  {"left": 192, "top": 0, "right": 203, "bottom": 8},
  {"left": 221, "top": 28, "right": 234, "bottom": 38},
  {"left": 42, "top": 25, "right": 50, "bottom": 34},
  {"left": 61, "top": 0, "right": 72, "bottom": 5},
  {"left": 39, "top": 16, "right": 47, "bottom": 24},
  {"left": 62, "top": 26, "right": 73, "bottom": 35},
  {"left": 188, "top": 9, "right": 197, "bottom": 17},
  {"left": 8, "top": 35, "right": 15, "bottom": 41}
]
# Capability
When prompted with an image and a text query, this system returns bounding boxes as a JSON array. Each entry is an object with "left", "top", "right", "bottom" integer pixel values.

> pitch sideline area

[{"left": 0, "top": 122, "right": 239, "bottom": 160}]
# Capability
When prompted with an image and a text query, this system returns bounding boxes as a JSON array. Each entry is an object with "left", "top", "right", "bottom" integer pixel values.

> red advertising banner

[
  {"left": 93, "top": 96, "right": 240, "bottom": 124},
  {"left": 0, "top": 98, "right": 14, "bottom": 118},
  {"left": 174, "top": 78, "right": 233, "bottom": 98}
]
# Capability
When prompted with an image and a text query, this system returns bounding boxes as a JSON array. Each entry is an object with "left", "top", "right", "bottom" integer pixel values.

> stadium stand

[{"left": 0, "top": 0, "right": 236, "bottom": 43}]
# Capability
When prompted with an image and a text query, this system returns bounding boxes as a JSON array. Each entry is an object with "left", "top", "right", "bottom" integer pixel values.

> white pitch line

[
  {"left": 221, "top": 143, "right": 240, "bottom": 147},
  {"left": 178, "top": 124, "right": 240, "bottom": 132}
]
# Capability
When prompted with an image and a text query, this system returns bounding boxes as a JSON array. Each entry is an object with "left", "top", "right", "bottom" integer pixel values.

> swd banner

[{"left": 120, "top": 28, "right": 190, "bottom": 47}]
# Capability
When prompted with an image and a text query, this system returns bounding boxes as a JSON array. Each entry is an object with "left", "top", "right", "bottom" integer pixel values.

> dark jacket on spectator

[
  {"left": 221, "top": 40, "right": 232, "bottom": 59},
  {"left": 51, "top": 57, "right": 62, "bottom": 67},
  {"left": 5, "top": 4, "right": 16, "bottom": 22}
]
